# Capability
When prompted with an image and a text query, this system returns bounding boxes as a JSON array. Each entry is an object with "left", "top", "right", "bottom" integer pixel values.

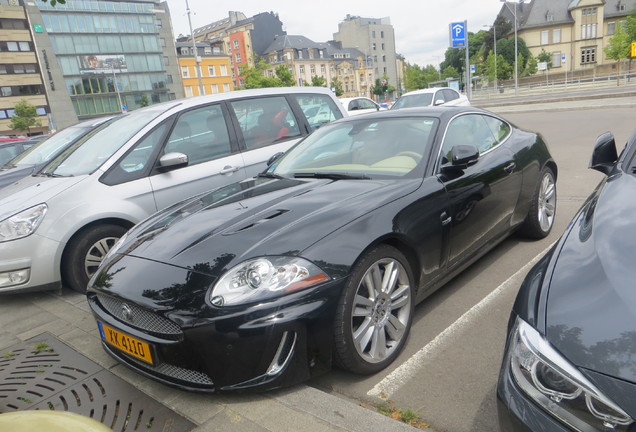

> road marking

[{"left": 367, "top": 243, "right": 555, "bottom": 398}]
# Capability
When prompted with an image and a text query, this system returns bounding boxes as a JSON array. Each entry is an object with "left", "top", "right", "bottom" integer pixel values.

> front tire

[
  {"left": 333, "top": 245, "right": 414, "bottom": 374},
  {"left": 62, "top": 224, "right": 128, "bottom": 293},
  {"left": 518, "top": 167, "right": 556, "bottom": 239}
]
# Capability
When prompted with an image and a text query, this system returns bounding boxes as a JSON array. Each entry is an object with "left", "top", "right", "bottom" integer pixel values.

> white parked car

[
  {"left": 0, "top": 87, "right": 347, "bottom": 293},
  {"left": 391, "top": 87, "right": 469, "bottom": 110},
  {"left": 339, "top": 97, "right": 386, "bottom": 116}
]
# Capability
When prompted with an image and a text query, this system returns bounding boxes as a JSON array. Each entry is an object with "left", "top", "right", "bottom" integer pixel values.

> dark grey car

[{"left": 497, "top": 130, "right": 636, "bottom": 431}]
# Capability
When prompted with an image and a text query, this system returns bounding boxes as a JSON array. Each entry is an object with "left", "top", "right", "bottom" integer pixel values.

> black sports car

[
  {"left": 87, "top": 107, "right": 557, "bottom": 392},
  {"left": 497, "top": 131, "right": 636, "bottom": 431}
]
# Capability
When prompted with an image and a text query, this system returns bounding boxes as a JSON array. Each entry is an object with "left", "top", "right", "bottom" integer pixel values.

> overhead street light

[
  {"left": 484, "top": 24, "right": 497, "bottom": 91},
  {"left": 500, "top": 0, "right": 518, "bottom": 93}
]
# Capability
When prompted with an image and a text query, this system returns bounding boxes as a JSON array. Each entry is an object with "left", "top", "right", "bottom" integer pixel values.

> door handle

[
  {"left": 504, "top": 162, "right": 516, "bottom": 173},
  {"left": 440, "top": 211, "right": 452, "bottom": 226},
  {"left": 220, "top": 165, "right": 240, "bottom": 175}
]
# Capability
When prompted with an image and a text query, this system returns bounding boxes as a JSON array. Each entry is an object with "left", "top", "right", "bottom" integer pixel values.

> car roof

[
  {"left": 400, "top": 87, "right": 456, "bottom": 96},
  {"left": 333, "top": 105, "right": 495, "bottom": 123}
]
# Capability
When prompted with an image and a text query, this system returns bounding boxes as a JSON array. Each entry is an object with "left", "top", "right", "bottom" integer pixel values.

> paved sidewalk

[{"left": 0, "top": 289, "right": 420, "bottom": 431}]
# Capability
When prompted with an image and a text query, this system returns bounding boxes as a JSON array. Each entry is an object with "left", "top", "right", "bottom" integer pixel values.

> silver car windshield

[
  {"left": 392, "top": 93, "right": 434, "bottom": 109},
  {"left": 11, "top": 120, "right": 112, "bottom": 166},
  {"left": 271, "top": 117, "right": 437, "bottom": 179},
  {"left": 42, "top": 107, "right": 170, "bottom": 177}
]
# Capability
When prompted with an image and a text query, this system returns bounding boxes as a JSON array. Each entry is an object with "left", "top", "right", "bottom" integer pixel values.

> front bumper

[
  {"left": 0, "top": 233, "right": 61, "bottom": 293},
  {"left": 87, "top": 254, "right": 344, "bottom": 392}
]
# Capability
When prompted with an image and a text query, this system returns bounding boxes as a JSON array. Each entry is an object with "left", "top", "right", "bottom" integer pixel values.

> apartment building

[{"left": 176, "top": 41, "right": 233, "bottom": 97}]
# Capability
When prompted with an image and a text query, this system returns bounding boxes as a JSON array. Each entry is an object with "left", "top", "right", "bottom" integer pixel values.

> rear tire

[
  {"left": 62, "top": 224, "right": 128, "bottom": 293},
  {"left": 518, "top": 167, "right": 556, "bottom": 239},
  {"left": 333, "top": 245, "right": 414, "bottom": 374}
]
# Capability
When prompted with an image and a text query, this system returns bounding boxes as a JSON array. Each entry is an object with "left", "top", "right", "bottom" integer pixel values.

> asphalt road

[{"left": 309, "top": 106, "right": 636, "bottom": 431}]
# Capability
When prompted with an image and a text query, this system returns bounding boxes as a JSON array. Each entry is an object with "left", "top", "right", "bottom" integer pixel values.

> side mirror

[
  {"left": 158, "top": 152, "right": 188, "bottom": 171},
  {"left": 451, "top": 144, "right": 479, "bottom": 167},
  {"left": 434, "top": 99, "right": 445, "bottom": 106},
  {"left": 267, "top": 152, "right": 284, "bottom": 166},
  {"left": 589, "top": 132, "right": 618, "bottom": 175}
]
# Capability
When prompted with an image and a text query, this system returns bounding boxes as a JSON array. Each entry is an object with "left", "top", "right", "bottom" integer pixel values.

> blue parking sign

[{"left": 450, "top": 22, "right": 466, "bottom": 48}]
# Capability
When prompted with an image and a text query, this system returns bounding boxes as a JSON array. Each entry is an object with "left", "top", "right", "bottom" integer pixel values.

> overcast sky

[{"left": 164, "top": 0, "right": 505, "bottom": 67}]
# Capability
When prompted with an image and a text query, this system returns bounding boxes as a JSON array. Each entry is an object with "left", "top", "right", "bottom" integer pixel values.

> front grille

[
  {"left": 110, "top": 347, "right": 214, "bottom": 388},
  {"left": 95, "top": 294, "right": 183, "bottom": 339}
]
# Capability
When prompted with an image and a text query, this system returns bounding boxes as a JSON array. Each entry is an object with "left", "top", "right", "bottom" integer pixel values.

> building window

[
  {"left": 208, "top": 65, "right": 216, "bottom": 76},
  {"left": 381, "top": 43, "right": 385, "bottom": 50},
  {"left": 581, "top": 47, "right": 596, "bottom": 64},
  {"left": 381, "top": 31, "right": 384, "bottom": 38},
  {"left": 372, "top": 43, "right": 376, "bottom": 50},
  {"left": 220, "top": 65, "right": 228, "bottom": 76},
  {"left": 541, "top": 30, "right": 549, "bottom": 45},
  {"left": 233, "top": 40, "right": 239, "bottom": 49},
  {"left": 371, "top": 30, "right": 376, "bottom": 38},
  {"left": 321, "top": 64, "right": 326, "bottom": 74},
  {"left": 553, "top": 29, "right": 561, "bottom": 43},
  {"left": 582, "top": 7, "right": 597, "bottom": 16},
  {"left": 223, "top": 83, "right": 230, "bottom": 92},
  {"left": 299, "top": 65, "right": 305, "bottom": 74},
  {"left": 155, "top": 18, "right": 162, "bottom": 28},
  {"left": 163, "top": 56, "right": 169, "bottom": 66},
  {"left": 185, "top": 86, "right": 193, "bottom": 97},
  {"left": 235, "top": 52, "right": 241, "bottom": 63},
  {"left": 608, "top": 22, "right": 616, "bottom": 35},
  {"left": 552, "top": 52, "right": 562, "bottom": 68},
  {"left": 181, "top": 66, "right": 189, "bottom": 78},
  {"left": 298, "top": 50, "right": 303, "bottom": 59},
  {"left": 160, "top": 38, "right": 166, "bottom": 47},
  {"left": 582, "top": 23, "right": 597, "bottom": 39},
  {"left": 1, "top": 87, "right": 12, "bottom": 97},
  {"left": 310, "top": 65, "right": 316, "bottom": 75},
  {"left": 204, "top": 47, "right": 211, "bottom": 55}
]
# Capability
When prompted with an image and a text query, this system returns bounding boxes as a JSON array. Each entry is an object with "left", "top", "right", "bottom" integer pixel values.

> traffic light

[{"left": 382, "top": 84, "right": 388, "bottom": 92}]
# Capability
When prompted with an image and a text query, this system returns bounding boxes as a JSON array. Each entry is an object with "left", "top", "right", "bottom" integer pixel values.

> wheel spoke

[
  {"left": 353, "top": 294, "right": 374, "bottom": 317},
  {"left": 369, "top": 326, "right": 387, "bottom": 360},
  {"left": 368, "top": 265, "right": 383, "bottom": 299},
  {"left": 390, "top": 290, "right": 410, "bottom": 310},
  {"left": 381, "top": 261, "right": 397, "bottom": 294},
  {"left": 386, "top": 314, "right": 406, "bottom": 341},
  {"left": 545, "top": 202, "right": 556, "bottom": 216},
  {"left": 543, "top": 183, "right": 555, "bottom": 200},
  {"left": 353, "top": 318, "right": 374, "bottom": 353}
]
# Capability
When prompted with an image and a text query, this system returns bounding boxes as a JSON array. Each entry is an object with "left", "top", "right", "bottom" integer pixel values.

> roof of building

[{"left": 264, "top": 35, "right": 322, "bottom": 52}]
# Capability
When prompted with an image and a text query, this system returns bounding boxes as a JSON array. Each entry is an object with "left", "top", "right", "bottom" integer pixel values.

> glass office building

[{"left": 28, "top": 0, "right": 182, "bottom": 120}]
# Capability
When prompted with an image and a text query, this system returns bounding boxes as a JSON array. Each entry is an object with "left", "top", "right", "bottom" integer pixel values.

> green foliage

[
  {"left": 139, "top": 94, "right": 149, "bottom": 107},
  {"left": 330, "top": 77, "right": 343, "bottom": 96},
  {"left": 496, "top": 37, "right": 531, "bottom": 71},
  {"left": 310, "top": 75, "right": 327, "bottom": 87},
  {"left": 536, "top": 49, "right": 552, "bottom": 69},
  {"left": 485, "top": 52, "right": 512, "bottom": 81},
  {"left": 275, "top": 64, "right": 295, "bottom": 87},
  {"left": 523, "top": 55, "right": 538, "bottom": 77},
  {"left": 605, "top": 20, "right": 631, "bottom": 61},
  {"left": 9, "top": 99, "right": 41, "bottom": 135},
  {"left": 441, "top": 65, "right": 459, "bottom": 80},
  {"left": 240, "top": 58, "right": 286, "bottom": 89},
  {"left": 40, "top": 0, "right": 65, "bottom": 5},
  {"left": 404, "top": 64, "right": 440, "bottom": 91}
]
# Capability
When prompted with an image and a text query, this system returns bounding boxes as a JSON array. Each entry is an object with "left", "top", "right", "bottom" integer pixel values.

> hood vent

[{"left": 231, "top": 209, "right": 288, "bottom": 233}]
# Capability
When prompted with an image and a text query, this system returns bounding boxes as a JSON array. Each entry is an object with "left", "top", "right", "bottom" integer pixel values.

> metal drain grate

[{"left": 0, "top": 333, "right": 195, "bottom": 432}]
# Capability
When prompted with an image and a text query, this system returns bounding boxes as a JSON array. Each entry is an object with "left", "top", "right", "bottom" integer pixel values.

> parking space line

[{"left": 367, "top": 243, "right": 555, "bottom": 398}]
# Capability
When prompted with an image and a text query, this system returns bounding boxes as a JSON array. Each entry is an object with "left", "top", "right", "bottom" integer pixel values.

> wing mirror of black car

[
  {"left": 589, "top": 132, "right": 618, "bottom": 175},
  {"left": 158, "top": 152, "right": 188, "bottom": 171},
  {"left": 267, "top": 152, "right": 284, "bottom": 166},
  {"left": 451, "top": 144, "right": 479, "bottom": 167}
]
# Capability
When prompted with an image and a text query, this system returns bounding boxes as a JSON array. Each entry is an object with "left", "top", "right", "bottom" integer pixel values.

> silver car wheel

[
  {"left": 84, "top": 236, "right": 119, "bottom": 277},
  {"left": 351, "top": 257, "right": 412, "bottom": 364},
  {"left": 538, "top": 172, "right": 556, "bottom": 233}
]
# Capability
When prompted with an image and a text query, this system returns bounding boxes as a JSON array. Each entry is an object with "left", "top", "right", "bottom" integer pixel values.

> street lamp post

[
  {"left": 185, "top": 0, "right": 204, "bottom": 95},
  {"left": 484, "top": 24, "right": 497, "bottom": 91},
  {"left": 500, "top": 0, "right": 518, "bottom": 93}
]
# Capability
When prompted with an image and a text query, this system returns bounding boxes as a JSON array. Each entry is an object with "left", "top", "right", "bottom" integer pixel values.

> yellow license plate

[{"left": 98, "top": 322, "right": 153, "bottom": 365}]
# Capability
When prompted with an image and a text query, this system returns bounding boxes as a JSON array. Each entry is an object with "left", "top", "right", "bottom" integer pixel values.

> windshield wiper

[
  {"left": 293, "top": 172, "right": 370, "bottom": 180},
  {"left": 257, "top": 172, "right": 287, "bottom": 179},
  {"left": 35, "top": 172, "right": 72, "bottom": 178}
]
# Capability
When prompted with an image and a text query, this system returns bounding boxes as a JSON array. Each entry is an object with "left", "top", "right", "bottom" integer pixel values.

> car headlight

[
  {"left": 509, "top": 317, "right": 634, "bottom": 431},
  {"left": 210, "top": 256, "right": 330, "bottom": 306},
  {"left": 0, "top": 204, "right": 48, "bottom": 243}
]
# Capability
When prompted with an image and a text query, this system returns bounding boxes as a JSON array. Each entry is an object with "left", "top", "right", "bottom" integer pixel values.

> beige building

[
  {"left": 500, "top": 0, "right": 636, "bottom": 74},
  {"left": 0, "top": 3, "right": 50, "bottom": 136}
]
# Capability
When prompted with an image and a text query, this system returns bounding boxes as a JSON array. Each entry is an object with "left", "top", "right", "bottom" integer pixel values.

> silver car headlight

[
  {"left": 210, "top": 256, "right": 330, "bottom": 306},
  {"left": 0, "top": 204, "right": 48, "bottom": 243},
  {"left": 509, "top": 317, "right": 633, "bottom": 431}
]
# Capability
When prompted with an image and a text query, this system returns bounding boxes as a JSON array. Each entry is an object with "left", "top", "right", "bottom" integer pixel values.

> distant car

[
  {"left": 0, "top": 138, "right": 34, "bottom": 166},
  {"left": 497, "top": 131, "right": 636, "bottom": 431},
  {"left": 391, "top": 87, "right": 469, "bottom": 110},
  {"left": 87, "top": 106, "right": 556, "bottom": 392},
  {"left": 0, "top": 87, "right": 346, "bottom": 294},
  {"left": 339, "top": 97, "right": 386, "bottom": 116},
  {"left": 0, "top": 117, "right": 115, "bottom": 189}
]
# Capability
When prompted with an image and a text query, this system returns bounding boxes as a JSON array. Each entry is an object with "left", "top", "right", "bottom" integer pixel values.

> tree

[
  {"left": 240, "top": 58, "right": 284, "bottom": 89},
  {"left": 496, "top": 37, "right": 531, "bottom": 72},
  {"left": 139, "top": 94, "right": 149, "bottom": 107},
  {"left": 441, "top": 65, "right": 459, "bottom": 80},
  {"left": 40, "top": 0, "right": 65, "bottom": 5},
  {"left": 404, "top": 63, "right": 440, "bottom": 91},
  {"left": 275, "top": 64, "right": 295, "bottom": 87},
  {"left": 9, "top": 99, "right": 41, "bottom": 135},
  {"left": 310, "top": 76, "right": 327, "bottom": 87},
  {"left": 485, "top": 52, "right": 512, "bottom": 82},
  {"left": 330, "top": 77, "right": 343, "bottom": 96},
  {"left": 605, "top": 20, "right": 631, "bottom": 83},
  {"left": 536, "top": 49, "right": 552, "bottom": 69}
]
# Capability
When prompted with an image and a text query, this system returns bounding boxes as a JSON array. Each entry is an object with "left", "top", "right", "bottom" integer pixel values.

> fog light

[{"left": 0, "top": 269, "right": 30, "bottom": 288}]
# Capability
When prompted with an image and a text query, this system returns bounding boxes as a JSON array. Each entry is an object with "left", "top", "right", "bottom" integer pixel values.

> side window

[
  {"left": 482, "top": 116, "right": 511, "bottom": 147},
  {"left": 102, "top": 122, "right": 170, "bottom": 185},
  {"left": 231, "top": 96, "right": 301, "bottom": 150},
  {"left": 358, "top": 99, "right": 377, "bottom": 110},
  {"left": 434, "top": 90, "right": 446, "bottom": 105},
  {"left": 348, "top": 100, "right": 359, "bottom": 111},
  {"left": 440, "top": 114, "right": 498, "bottom": 164},
  {"left": 0, "top": 144, "right": 20, "bottom": 164},
  {"left": 165, "top": 104, "right": 232, "bottom": 164},
  {"left": 292, "top": 94, "right": 344, "bottom": 131},
  {"left": 443, "top": 89, "right": 459, "bottom": 102}
]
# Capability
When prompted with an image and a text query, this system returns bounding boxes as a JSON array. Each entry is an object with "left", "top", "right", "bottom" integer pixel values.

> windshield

[
  {"left": 10, "top": 119, "right": 113, "bottom": 167},
  {"left": 42, "top": 106, "right": 170, "bottom": 177},
  {"left": 392, "top": 93, "right": 434, "bottom": 110},
  {"left": 271, "top": 117, "right": 437, "bottom": 179}
]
